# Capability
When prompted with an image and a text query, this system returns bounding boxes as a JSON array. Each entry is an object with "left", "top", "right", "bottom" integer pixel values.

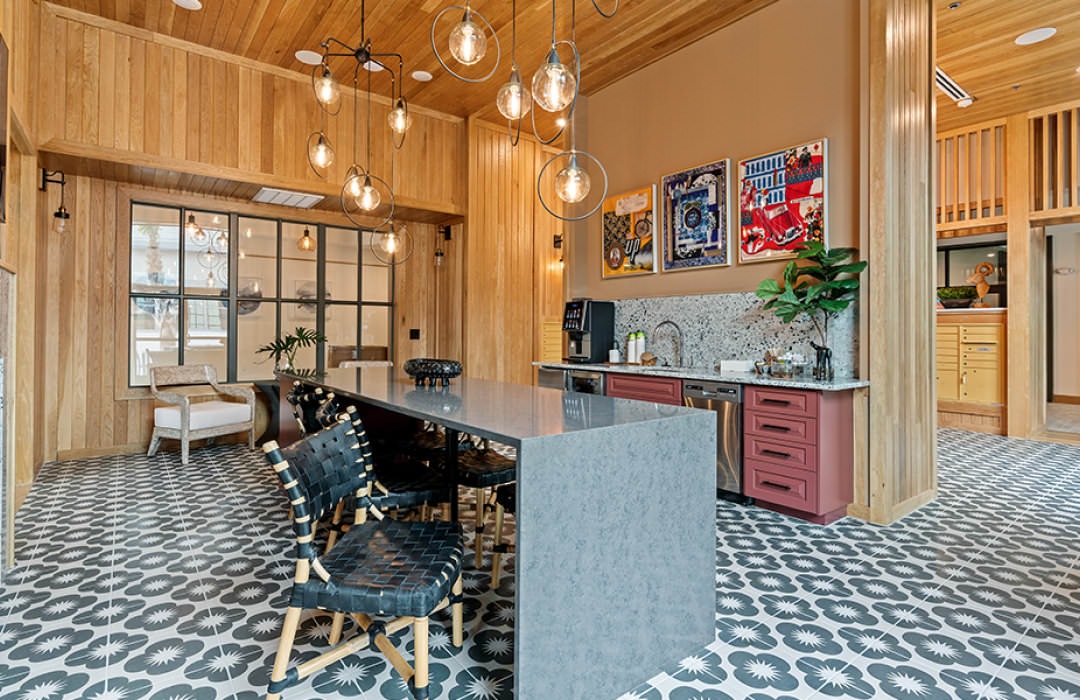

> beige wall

[{"left": 570, "top": 0, "right": 860, "bottom": 299}]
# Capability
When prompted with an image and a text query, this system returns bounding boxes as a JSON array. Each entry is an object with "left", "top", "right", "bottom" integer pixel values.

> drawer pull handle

[
  {"left": 761, "top": 480, "right": 792, "bottom": 491},
  {"left": 761, "top": 423, "right": 791, "bottom": 432},
  {"left": 761, "top": 398, "right": 790, "bottom": 406},
  {"left": 761, "top": 448, "right": 791, "bottom": 458}
]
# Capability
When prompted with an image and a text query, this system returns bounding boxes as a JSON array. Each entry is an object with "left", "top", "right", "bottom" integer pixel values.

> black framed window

[
  {"left": 129, "top": 201, "right": 394, "bottom": 387},
  {"left": 936, "top": 241, "right": 1008, "bottom": 307}
]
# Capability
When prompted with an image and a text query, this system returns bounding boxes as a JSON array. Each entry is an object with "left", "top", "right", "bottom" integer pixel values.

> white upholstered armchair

[{"left": 147, "top": 364, "right": 256, "bottom": 464}]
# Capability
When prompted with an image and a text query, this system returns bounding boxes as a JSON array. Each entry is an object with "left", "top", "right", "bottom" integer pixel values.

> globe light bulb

[
  {"left": 357, "top": 177, "right": 381, "bottom": 211},
  {"left": 388, "top": 98, "right": 412, "bottom": 134},
  {"left": 345, "top": 166, "right": 365, "bottom": 198},
  {"left": 532, "top": 49, "right": 576, "bottom": 112},
  {"left": 384, "top": 232, "right": 398, "bottom": 254},
  {"left": 205, "top": 270, "right": 215, "bottom": 286},
  {"left": 185, "top": 214, "right": 207, "bottom": 244},
  {"left": 496, "top": 69, "right": 532, "bottom": 120},
  {"left": 555, "top": 156, "right": 591, "bottom": 204},
  {"left": 314, "top": 65, "right": 339, "bottom": 107},
  {"left": 309, "top": 134, "right": 334, "bottom": 169},
  {"left": 448, "top": 9, "right": 486, "bottom": 65},
  {"left": 297, "top": 228, "right": 316, "bottom": 252}
]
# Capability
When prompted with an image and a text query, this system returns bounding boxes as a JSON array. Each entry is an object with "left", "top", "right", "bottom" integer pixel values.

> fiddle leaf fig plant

[
  {"left": 257, "top": 326, "right": 327, "bottom": 370},
  {"left": 754, "top": 241, "right": 867, "bottom": 348}
]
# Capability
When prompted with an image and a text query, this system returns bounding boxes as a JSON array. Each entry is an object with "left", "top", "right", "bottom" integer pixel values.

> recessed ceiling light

[
  {"left": 948, "top": 1, "right": 960, "bottom": 8},
  {"left": 363, "top": 60, "right": 384, "bottom": 72},
  {"left": 1015, "top": 27, "right": 1056, "bottom": 46},
  {"left": 957, "top": 97, "right": 973, "bottom": 108},
  {"left": 1076, "top": 66, "right": 1080, "bottom": 73},
  {"left": 295, "top": 50, "right": 323, "bottom": 66},
  {"left": 1013, "top": 83, "right": 1022, "bottom": 90},
  {"left": 412, "top": 70, "right": 434, "bottom": 82},
  {"left": 172, "top": 0, "right": 202, "bottom": 10}
]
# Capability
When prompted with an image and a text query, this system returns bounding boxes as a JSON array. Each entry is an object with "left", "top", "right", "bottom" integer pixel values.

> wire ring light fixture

[
  {"left": 341, "top": 171, "right": 395, "bottom": 230},
  {"left": 529, "top": 39, "right": 579, "bottom": 146},
  {"left": 429, "top": 2, "right": 502, "bottom": 84},
  {"left": 537, "top": 149, "right": 608, "bottom": 221},
  {"left": 369, "top": 221, "right": 414, "bottom": 265}
]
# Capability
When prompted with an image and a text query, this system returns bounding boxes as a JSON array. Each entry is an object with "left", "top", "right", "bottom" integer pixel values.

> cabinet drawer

[
  {"left": 961, "top": 327, "right": 1001, "bottom": 344},
  {"left": 745, "top": 386, "right": 817, "bottom": 418},
  {"left": 745, "top": 411, "right": 816, "bottom": 445},
  {"left": 605, "top": 373, "right": 682, "bottom": 406},
  {"left": 745, "top": 462, "right": 817, "bottom": 513},
  {"left": 938, "top": 325, "right": 960, "bottom": 338},
  {"left": 745, "top": 436, "right": 817, "bottom": 471}
]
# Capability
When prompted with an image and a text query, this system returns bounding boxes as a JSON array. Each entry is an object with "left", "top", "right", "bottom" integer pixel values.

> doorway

[{"left": 1045, "top": 222, "right": 1080, "bottom": 435}]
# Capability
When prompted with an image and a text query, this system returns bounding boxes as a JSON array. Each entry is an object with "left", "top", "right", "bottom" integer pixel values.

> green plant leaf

[{"left": 756, "top": 279, "right": 782, "bottom": 297}]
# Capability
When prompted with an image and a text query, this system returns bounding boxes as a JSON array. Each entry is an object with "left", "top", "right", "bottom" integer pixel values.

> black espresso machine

[{"left": 563, "top": 299, "right": 615, "bottom": 363}]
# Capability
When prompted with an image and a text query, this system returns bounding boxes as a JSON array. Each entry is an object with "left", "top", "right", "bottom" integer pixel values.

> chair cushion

[
  {"left": 297, "top": 518, "right": 464, "bottom": 618},
  {"left": 154, "top": 401, "right": 252, "bottom": 431},
  {"left": 372, "top": 459, "right": 450, "bottom": 510}
]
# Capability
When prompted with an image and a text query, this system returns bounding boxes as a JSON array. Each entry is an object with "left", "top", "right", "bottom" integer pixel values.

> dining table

[{"left": 276, "top": 367, "right": 717, "bottom": 700}]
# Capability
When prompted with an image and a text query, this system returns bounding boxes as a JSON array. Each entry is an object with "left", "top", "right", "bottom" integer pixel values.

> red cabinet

[
  {"left": 605, "top": 373, "right": 682, "bottom": 406},
  {"left": 743, "top": 386, "right": 853, "bottom": 524}
]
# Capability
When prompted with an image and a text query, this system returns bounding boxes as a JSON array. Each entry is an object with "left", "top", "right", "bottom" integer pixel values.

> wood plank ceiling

[
  {"left": 46, "top": 0, "right": 778, "bottom": 120},
  {"left": 936, "top": 0, "right": 1080, "bottom": 131}
]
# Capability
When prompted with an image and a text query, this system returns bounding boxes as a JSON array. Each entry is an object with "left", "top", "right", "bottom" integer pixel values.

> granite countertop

[
  {"left": 278, "top": 367, "right": 708, "bottom": 446},
  {"left": 936, "top": 307, "right": 1007, "bottom": 314},
  {"left": 535, "top": 362, "right": 870, "bottom": 391}
]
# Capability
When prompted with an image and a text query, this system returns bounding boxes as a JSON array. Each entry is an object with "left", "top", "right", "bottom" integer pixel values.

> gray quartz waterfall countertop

[{"left": 535, "top": 362, "right": 870, "bottom": 391}]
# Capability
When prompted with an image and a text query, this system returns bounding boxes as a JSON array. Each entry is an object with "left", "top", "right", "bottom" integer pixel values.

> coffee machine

[{"left": 563, "top": 299, "right": 614, "bottom": 363}]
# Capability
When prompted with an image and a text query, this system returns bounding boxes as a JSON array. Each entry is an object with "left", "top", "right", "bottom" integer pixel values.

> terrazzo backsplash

[{"left": 613, "top": 292, "right": 858, "bottom": 377}]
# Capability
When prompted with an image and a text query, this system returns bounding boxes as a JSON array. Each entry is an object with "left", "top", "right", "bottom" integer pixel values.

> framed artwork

[
  {"left": 601, "top": 185, "right": 657, "bottom": 278},
  {"left": 660, "top": 159, "right": 731, "bottom": 272},
  {"left": 737, "top": 138, "right": 827, "bottom": 264}
]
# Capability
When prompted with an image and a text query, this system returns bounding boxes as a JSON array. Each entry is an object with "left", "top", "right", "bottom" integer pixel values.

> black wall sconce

[
  {"left": 553, "top": 234, "right": 564, "bottom": 265},
  {"left": 40, "top": 169, "right": 71, "bottom": 234},
  {"left": 435, "top": 225, "right": 452, "bottom": 267}
]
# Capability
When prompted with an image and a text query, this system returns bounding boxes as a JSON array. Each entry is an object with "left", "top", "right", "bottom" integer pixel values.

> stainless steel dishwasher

[{"left": 683, "top": 381, "right": 747, "bottom": 500}]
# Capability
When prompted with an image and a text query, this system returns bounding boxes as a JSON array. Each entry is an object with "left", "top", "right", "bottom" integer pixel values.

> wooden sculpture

[{"left": 966, "top": 262, "right": 995, "bottom": 308}]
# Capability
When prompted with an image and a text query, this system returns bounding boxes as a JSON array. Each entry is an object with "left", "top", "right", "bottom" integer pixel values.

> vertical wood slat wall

[
  {"left": 1029, "top": 101, "right": 1080, "bottom": 217},
  {"left": 866, "top": 0, "right": 937, "bottom": 524},
  {"left": 464, "top": 120, "right": 564, "bottom": 385},
  {"left": 38, "top": 4, "right": 466, "bottom": 214},
  {"left": 935, "top": 119, "right": 1006, "bottom": 233}
]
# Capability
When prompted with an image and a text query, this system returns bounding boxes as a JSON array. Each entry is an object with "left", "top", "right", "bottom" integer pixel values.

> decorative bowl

[{"left": 403, "top": 358, "right": 463, "bottom": 387}]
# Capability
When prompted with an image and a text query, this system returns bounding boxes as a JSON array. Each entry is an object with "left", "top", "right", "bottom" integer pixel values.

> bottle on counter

[
  {"left": 609, "top": 341, "right": 621, "bottom": 364},
  {"left": 637, "top": 330, "right": 646, "bottom": 360}
]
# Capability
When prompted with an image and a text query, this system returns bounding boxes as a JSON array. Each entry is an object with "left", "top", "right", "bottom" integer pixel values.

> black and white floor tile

[{"left": 1, "top": 428, "right": 1078, "bottom": 699}]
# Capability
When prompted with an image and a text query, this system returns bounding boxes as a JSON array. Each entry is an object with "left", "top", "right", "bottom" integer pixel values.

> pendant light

[
  {"left": 312, "top": 62, "right": 341, "bottom": 112},
  {"left": 370, "top": 221, "right": 414, "bottom": 265},
  {"left": 41, "top": 170, "right": 72, "bottom": 235},
  {"left": 532, "top": 51, "right": 576, "bottom": 113},
  {"left": 496, "top": 0, "right": 531, "bottom": 146},
  {"left": 430, "top": 1, "right": 500, "bottom": 83},
  {"left": 297, "top": 227, "right": 316, "bottom": 252},
  {"left": 554, "top": 155, "right": 590, "bottom": 203},
  {"left": 185, "top": 213, "right": 207, "bottom": 244}
]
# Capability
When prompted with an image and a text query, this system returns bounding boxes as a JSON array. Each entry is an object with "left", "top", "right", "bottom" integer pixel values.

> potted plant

[
  {"left": 754, "top": 241, "right": 867, "bottom": 380},
  {"left": 936, "top": 285, "right": 978, "bottom": 309},
  {"left": 257, "top": 326, "right": 327, "bottom": 371}
]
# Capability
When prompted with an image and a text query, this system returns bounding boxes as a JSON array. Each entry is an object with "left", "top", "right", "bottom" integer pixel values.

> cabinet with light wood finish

[{"left": 936, "top": 310, "right": 1007, "bottom": 434}]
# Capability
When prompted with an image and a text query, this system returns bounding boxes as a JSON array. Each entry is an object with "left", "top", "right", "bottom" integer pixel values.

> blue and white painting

[{"left": 660, "top": 158, "right": 731, "bottom": 272}]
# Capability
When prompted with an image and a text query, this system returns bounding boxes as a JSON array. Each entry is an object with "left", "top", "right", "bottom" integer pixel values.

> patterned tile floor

[{"left": 0, "top": 428, "right": 1077, "bottom": 700}]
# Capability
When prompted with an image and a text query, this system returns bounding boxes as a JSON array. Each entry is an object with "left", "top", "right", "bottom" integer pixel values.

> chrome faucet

[{"left": 652, "top": 320, "right": 684, "bottom": 368}]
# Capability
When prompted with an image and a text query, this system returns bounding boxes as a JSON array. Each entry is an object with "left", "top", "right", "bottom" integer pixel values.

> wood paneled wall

[
  {"left": 463, "top": 120, "right": 564, "bottom": 385},
  {"left": 38, "top": 3, "right": 466, "bottom": 218},
  {"left": 865, "top": 0, "right": 937, "bottom": 524}
]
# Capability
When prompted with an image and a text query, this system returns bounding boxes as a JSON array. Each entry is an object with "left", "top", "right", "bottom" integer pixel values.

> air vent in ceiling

[
  {"left": 251, "top": 187, "right": 325, "bottom": 209},
  {"left": 935, "top": 66, "right": 972, "bottom": 102}
]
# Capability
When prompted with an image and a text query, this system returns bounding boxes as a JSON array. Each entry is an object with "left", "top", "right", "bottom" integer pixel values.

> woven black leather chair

[
  {"left": 262, "top": 417, "right": 464, "bottom": 700},
  {"left": 455, "top": 439, "right": 516, "bottom": 568},
  {"left": 490, "top": 483, "right": 516, "bottom": 588},
  {"left": 285, "top": 383, "right": 331, "bottom": 436}
]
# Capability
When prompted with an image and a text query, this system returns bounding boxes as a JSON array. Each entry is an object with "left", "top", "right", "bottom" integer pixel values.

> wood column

[{"left": 866, "top": 0, "right": 937, "bottom": 524}]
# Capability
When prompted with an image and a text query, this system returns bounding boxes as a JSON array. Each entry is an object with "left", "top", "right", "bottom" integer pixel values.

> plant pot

[{"left": 939, "top": 298, "right": 974, "bottom": 309}]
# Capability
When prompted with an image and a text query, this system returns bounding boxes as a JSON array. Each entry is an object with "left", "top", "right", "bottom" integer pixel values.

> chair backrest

[
  {"left": 314, "top": 392, "right": 342, "bottom": 430},
  {"left": 264, "top": 417, "right": 370, "bottom": 560},
  {"left": 285, "top": 383, "right": 328, "bottom": 436},
  {"left": 150, "top": 364, "right": 216, "bottom": 390}
]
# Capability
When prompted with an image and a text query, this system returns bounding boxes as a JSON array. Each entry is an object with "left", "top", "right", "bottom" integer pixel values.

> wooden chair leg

[
  {"left": 267, "top": 605, "right": 303, "bottom": 700},
  {"left": 413, "top": 616, "right": 429, "bottom": 696},
  {"left": 147, "top": 429, "right": 161, "bottom": 457},
  {"left": 249, "top": 427, "right": 256, "bottom": 449},
  {"left": 491, "top": 501, "right": 504, "bottom": 589},
  {"left": 451, "top": 575, "right": 463, "bottom": 647},
  {"left": 329, "top": 612, "right": 345, "bottom": 646},
  {"left": 325, "top": 501, "right": 345, "bottom": 553},
  {"left": 473, "top": 487, "right": 485, "bottom": 567}
]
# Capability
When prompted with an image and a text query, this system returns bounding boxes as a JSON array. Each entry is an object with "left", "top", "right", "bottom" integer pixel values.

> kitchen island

[{"left": 277, "top": 367, "right": 717, "bottom": 700}]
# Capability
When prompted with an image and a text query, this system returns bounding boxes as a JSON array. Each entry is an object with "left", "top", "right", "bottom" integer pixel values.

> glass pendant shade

[
  {"left": 448, "top": 10, "right": 486, "bottom": 65},
  {"left": 496, "top": 69, "right": 531, "bottom": 120},
  {"left": 388, "top": 98, "right": 412, "bottom": 134},
  {"left": 357, "top": 177, "right": 382, "bottom": 211},
  {"left": 297, "top": 228, "right": 316, "bottom": 252},
  {"left": 555, "top": 156, "right": 591, "bottom": 203},
  {"left": 314, "top": 65, "right": 340, "bottom": 108},
  {"left": 532, "top": 49, "right": 576, "bottom": 112},
  {"left": 52, "top": 206, "right": 70, "bottom": 235},
  {"left": 212, "top": 232, "right": 229, "bottom": 252},
  {"left": 345, "top": 166, "right": 365, "bottom": 198},
  {"left": 309, "top": 133, "right": 335, "bottom": 169},
  {"left": 185, "top": 214, "right": 207, "bottom": 244}
]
